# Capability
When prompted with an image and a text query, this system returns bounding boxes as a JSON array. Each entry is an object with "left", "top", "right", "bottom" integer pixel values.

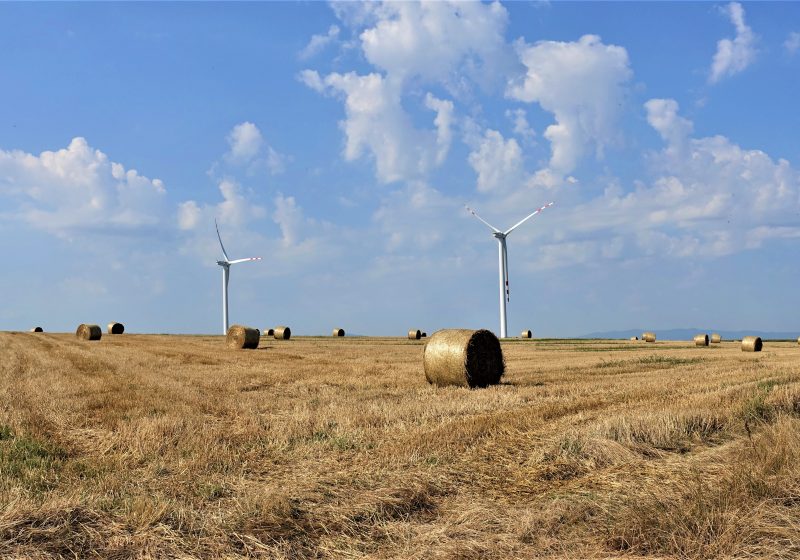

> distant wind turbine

[
  {"left": 465, "top": 202, "right": 554, "bottom": 339},
  {"left": 215, "top": 220, "right": 261, "bottom": 334}
]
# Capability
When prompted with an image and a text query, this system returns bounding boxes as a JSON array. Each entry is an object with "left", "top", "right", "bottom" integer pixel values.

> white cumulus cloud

[
  {"left": 709, "top": 2, "right": 757, "bottom": 84},
  {"left": 467, "top": 128, "right": 524, "bottom": 193},
  {"left": 785, "top": 32, "right": 800, "bottom": 56},
  {"left": 298, "top": 25, "right": 340, "bottom": 60}
]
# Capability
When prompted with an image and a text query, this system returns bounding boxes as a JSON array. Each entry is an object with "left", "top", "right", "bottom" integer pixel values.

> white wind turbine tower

[
  {"left": 215, "top": 220, "right": 262, "bottom": 334},
  {"left": 465, "top": 202, "right": 554, "bottom": 339}
]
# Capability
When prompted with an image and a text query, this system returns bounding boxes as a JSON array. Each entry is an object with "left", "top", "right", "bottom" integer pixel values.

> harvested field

[{"left": 1, "top": 332, "right": 800, "bottom": 558}]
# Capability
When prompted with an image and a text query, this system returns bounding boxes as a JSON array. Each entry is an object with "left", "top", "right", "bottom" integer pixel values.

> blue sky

[{"left": 1, "top": 1, "right": 799, "bottom": 336}]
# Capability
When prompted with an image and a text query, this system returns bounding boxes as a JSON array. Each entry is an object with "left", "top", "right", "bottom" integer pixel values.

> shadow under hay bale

[
  {"left": 742, "top": 336, "right": 763, "bottom": 352},
  {"left": 520, "top": 330, "right": 532, "bottom": 339},
  {"left": 227, "top": 325, "right": 259, "bottom": 349},
  {"left": 76, "top": 324, "right": 101, "bottom": 341},
  {"left": 694, "top": 333, "right": 709, "bottom": 347},
  {"left": 424, "top": 329, "right": 504, "bottom": 388},
  {"left": 408, "top": 329, "right": 422, "bottom": 340},
  {"left": 711, "top": 333, "right": 722, "bottom": 343},
  {"left": 332, "top": 328, "right": 345, "bottom": 337},
  {"left": 29, "top": 327, "right": 43, "bottom": 333},
  {"left": 643, "top": 332, "right": 656, "bottom": 343},
  {"left": 107, "top": 322, "right": 124, "bottom": 335},
  {"left": 274, "top": 326, "right": 291, "bottom": 340}
]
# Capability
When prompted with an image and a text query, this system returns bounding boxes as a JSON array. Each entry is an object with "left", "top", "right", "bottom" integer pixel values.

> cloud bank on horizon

[{"left": 0, "top": 1, "right": 798, "bottom": 336}]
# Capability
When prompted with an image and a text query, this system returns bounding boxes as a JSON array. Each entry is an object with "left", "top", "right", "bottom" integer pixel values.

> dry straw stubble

[
  {"left": 76, "top": 324, "right": 101, "bottom": 341},
  {"left": 694, "top": 333, "right": 709, "bottom": 347},
  {"left": 423, "top": 328, "right": 504, "bottom": 388},
  {"left": 226, "top": 325, "right": 260, "bottom": 349},
  {"left": 274, "top": 326, "right": 291, "bottom": 340},
  {"left": 742, "top": 336, "right": 763, "bottom": 352}
]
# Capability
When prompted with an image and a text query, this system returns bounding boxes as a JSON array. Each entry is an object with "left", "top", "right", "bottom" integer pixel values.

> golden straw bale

[
  {"left": 711, "top": 333, "right": 722, "bottom": 343},
  {"left": 332, "top": 328, "right": 345, "bottom": 337},
  {"left": 274, "top": 326, "right": 291, "bottom": 340},
  {"left": 630, "top": 336, "right": 638, "bottom": 341},
  {"left": 264, "top": 328, "right": 274, "bottom": 337},
  {"left": 423, "top": 329, "right": 504, "bottom": 388},
  {"left": 76, "top": 324, "right": 101, "bottom": 341},
  {"left": 694, "top": 333, "right": 709, "bottom": 346},
  {"left": 226, "top": 325, "right": 259, "bottom": 349},
  {"left": 643, "top": 332, "right": 656, "bottom": 343},
  {"left": 29, "top": 327, "right": 43, "bottom": 333},
  {"left": 742, "top": 336, "right": 763, "bottom": 352},
  {"left": 520, "top": 330, "right": 532, "bottom": 339},
  {"left": 408, "top": 329, "right": 422, "bottom": 340},
  {"left": 107, "top": 322, "right": 124, "bottom": 335}
]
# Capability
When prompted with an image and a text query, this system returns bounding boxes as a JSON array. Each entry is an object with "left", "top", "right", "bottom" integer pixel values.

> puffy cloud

[
  {"left": 273, "top": 194, "right": 304, "bottom": 247},
  {"left": 709, "top": 2, "right": 757, "bottom": 84},
  {"left": 0, "top": 137, "right": 167, "bottom": 235},
  {"left": 179, "top": 178, "right": 265, "bottom": 232},
  {"left": 644, "top": 98, "right": 693, "bottom": 150},
  {"left": 226, "top": 122, "right": 263, "bottom": 164},
  {"left": 508, "top": 34, "right": 632, "bottom": 176},
  {"left": 298, "top": 25, "right": 340, "bottom": 60},
  {"left": 177, "top": 200, "right": 201, "bottom": 231},
  {"left": 505, "top": 108, "right": 536, "bottom": 143},
  {"left": 300, "top": 70, "right": 452, "bottom": 183},
  {"left": 785, "top": 32, "right": 800, "bottom": 56},
  {"left": 467, "top": 129, "right": 524, "bottom": 193}
]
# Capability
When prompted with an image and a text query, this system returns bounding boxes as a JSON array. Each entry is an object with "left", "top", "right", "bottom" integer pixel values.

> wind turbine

[
  {"left": 215, "top": 220, "right": 262, "bottom": 334},
  {"left": 465, "top": 202, "right": 554, "bottom": 339}
]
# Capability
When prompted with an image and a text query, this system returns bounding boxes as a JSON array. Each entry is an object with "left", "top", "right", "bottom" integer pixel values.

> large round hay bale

[
  {"left": 107, "top": 322, "right": 124, "bottom": 335},
  {"left": 274, "top": 326, "right": 291, "bottom": 340},
  {"left": 424, "top": 329, "right": 504, "bottom": 388},
  {"left": 520, "top": 330, "right": 532, "bottom": 339},
  {"left": 264, "top": 328, "right": 275, "bottom": 337},
  {"left": 643, "top": 332, "right": 656, "bottom": 343},
  {"left": 408, "top": 329, "right": 422, "bottom": 340},
  {"left": 76, "top": 324, "right": 101, "bottom": 341},
  {"left": 694, "top": 333, "right": 709, "bottom": 347},
  {"left": 711, "top": 333, "right": 722, "bottom": 343},
  {"left": 797, "top": 336, "right": 800, "bottom": 345},
  {"left": 742, "top": 336, "right": 762, "bottom": 352},
  {"left": 332, "top": 328, "right": 345, "bottom": 337},
  {"left": 29, "top": 327, "right": 43, "bottom": 333},
  {"left": 227, "top": 325, "right": 259, "bottom": 349}
]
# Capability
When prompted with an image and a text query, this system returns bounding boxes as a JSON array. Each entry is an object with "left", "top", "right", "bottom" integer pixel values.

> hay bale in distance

[
  {"left": 264, "top": 328, "right": 275, "bottom": 337},
  {"left": 332, "top": 328, "right": 345, "bottom": 337},
  {"left": 694, "top": 333, "right": 709, "bottom": 347},
  {"left": 226, "top": 325, "right": 259, "bottom": 349},
  {"left": 520, "top": 330, "right": 532, "bottom": 339},
  {"left": 742, "top": 336, "right": 763, "bottom": 352},
  {"left": 630, "top": 336, "right": 638, "bottom": 341},
  {"left": 711, "top": 333, "right": 722, "bottom": 344},
  {"left": 107, "top": 322, "right": 124, "bottom": 335},
  {"left": 643, "top": 332, "right": 656, "bottom": 343},
  {"left": 408, "top": 329, "right": 422, "bottom": 340},
  {"left": 421, "top": 332, "right": 427, "bottom": 338},
  {"left": 29, "top": 327, "right": 43, "bottom": 333},
  {"left": 797, "top": 336, "right": 800, "bottom": 345},
  {"left": 424, "top": 329, "right": 504, "bottom": 388},
  {"left": 274, "top": 326, "right": 291, "bottom": 340},
  {"left": 76, "top": 324, "right": 101, "bottom": 341}
]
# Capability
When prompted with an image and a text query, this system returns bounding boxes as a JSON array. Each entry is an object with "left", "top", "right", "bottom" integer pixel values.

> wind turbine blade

[
  {"left": 228, "top": 257, "right": 262, "bottom": 265},
  {"left": 465, "top": 205, "right": 500, "bottom": 233},
  {"left": 215, "top": 219, "right": 230, "bottom": 262},
  {"left": 504, "top": 201, "right": 554, "bottom": 236}
]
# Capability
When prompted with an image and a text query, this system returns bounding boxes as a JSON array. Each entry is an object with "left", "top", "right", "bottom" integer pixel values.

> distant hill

[{"left": 579, "top": 328, "right": 800, "bottom": 341}]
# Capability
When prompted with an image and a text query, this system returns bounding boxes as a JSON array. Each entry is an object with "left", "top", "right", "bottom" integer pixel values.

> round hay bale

[
  {"left": 274, "top": 326, "right": 291, "bottom": 340},
  {"left": 29, "top": 327, "right": 43, "bottom": 333},
  {"left": 226, "top": 325, "right": 259, "bottom": 349},
  {"left": 711, "top": 333, "right": 722, "bottom": 343},
  {"left": 408, "top": 329, "right": 422, "bottom": 340},
  {"left": 264, "top": 328, "right": 275, "bottom": 337},
  {"left": 424, "top": 329, "right": 504, "bottom": 388},
  {"left": 630, "top": 336, "right": 638, "bottom": 341},
  {"left": 797, "top": 336, "right": 800, "bottom": 345},
  {"left": 421, "top": 332, "right": 427, "bottom": 338},
  {"left": 742, "top": 336, "right": 762, "bottom": 352},
  {"left": 643, "top": 332, "right": 656, "bottom": 343},
  {"left": 332, "top": 328, "right": 345, "bottom": 337},
  {"left": 694, "top": 333, "right": 709, "bottom": 347},
  {"left": 520, "top": 330, "right": 532, "bottom": 339},
  {"left": 76, "top": 324, "right": 101, "bottom": 341},
  {"left": 107, "top": 322, "right": 124, "bottom": 335}
]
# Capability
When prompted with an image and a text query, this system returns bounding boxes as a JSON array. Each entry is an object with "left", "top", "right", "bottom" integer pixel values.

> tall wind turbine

[
  {"left": 215, "top": 220, "right": 262, "bottom": 334},
  {"left": 465, "top": 202, "right": 554, "bottom": 339}
]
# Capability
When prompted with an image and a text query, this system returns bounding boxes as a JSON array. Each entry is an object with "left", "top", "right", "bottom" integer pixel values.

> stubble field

[{"left": 1, "top": 332, "right": 800, "bottom": 559}]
